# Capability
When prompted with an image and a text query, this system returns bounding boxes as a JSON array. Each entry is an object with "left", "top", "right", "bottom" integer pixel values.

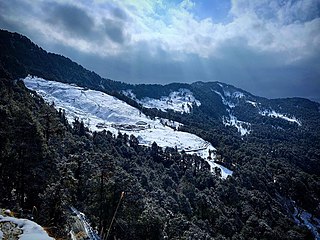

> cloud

[
  {"left": 0, "top": 0, "right": 319, "bottom": 98},
  {"left": 112, "top": 6, "right": 127, "bottom": 20},
  {"left": 228, "top": 0, "right": 320, "bottom": 59},
  {"left": 103, "top": 18, "right": 126, "bottom": 44},
  {"left": 2, "top": 0, "right": 318, "bottom": 59},
  {"left": 43, "top": 2, "right": 127, "bottom": 45},
  {"left": 45, "top": 3, "right": 95, "bottom": 39},
  {"left": 231, "top": 0, "right": 320, "bottom": 24}
]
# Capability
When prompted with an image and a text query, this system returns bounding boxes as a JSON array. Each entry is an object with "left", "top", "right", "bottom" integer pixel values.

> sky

[{"left": 0, "top": 0, "right": 320, "bottom": 99}]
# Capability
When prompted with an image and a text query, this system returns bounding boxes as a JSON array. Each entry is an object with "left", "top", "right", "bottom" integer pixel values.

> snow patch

[
  {"left": 213, "top": 88, "right": 245, "bottom": 108},
  {"left": 206, "top": 159, "right": 233, "bottom": 179},
  {"left": 223, "top": 114, "right": 251, "bottom": 136},
  {"left": 232, "top": 91, "right": 245, "bottom": 98},
  {"left": 217, "top": 83, "right": 223, "bottom": 88},
  {"left": 159, "top": 118, "right": 183, "bottom": 130},
  {"left": 223, "top": 90, "right": 244, "bottom": 99},
  {"left": 0, "top": 215, "right": 54, "bottom": 240},
  {"left": 123, "top": 89, "right": 201, "bottom": 113},
  {"left": 69, "top": 207, "right": 100, "bottom": 240},
  {"left": 24, "top": 76, "right": 232, "bottom": 179},
  {"left": 246, "top": 100, "right": 258, "bottom": 107},
  {"left": 259, "top": 110, "right": 301, "bottom": 126},
  {"left": 214, "top": 90, "right": 235, "bottom": 108}
]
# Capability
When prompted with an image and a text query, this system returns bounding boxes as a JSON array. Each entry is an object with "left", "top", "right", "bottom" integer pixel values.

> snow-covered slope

[
  {"left": 123, "top": 89, "right": 201, "bottom": 113},
  {"left": 214, "top": 83, "right": 247, "bottom": 109},
  {"left": 214, "top": 90, "right": 236, "bottom": 108},
  {"left": 212, "top": 83, "right": 302, "bottom": 134},
  {"left": 24, "top": 76, "right": 232, "bottom": 179},
  {"left": 259, "top": 109, "right": 301, "bottom": 126},
  {"left": 223, "top": 113, "right": 251, "bottom": 136},
  {"left": 212, "top": 87, "right": 251, "bottom": 135},
  {"left": 122, "top": 82, "right": 303, "bottom": 137}
]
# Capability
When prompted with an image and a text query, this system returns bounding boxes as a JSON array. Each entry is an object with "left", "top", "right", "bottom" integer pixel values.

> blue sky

[
  {"left": 193, "top": 0, "right": 232, "bottom": 22},
  {"left": 0, "top": 0, "right": 320, "bottom": 99}
]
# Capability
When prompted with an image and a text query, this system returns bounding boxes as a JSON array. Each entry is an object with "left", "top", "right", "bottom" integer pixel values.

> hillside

[
  {"left": 0, "top": 29, "right": 320, "bottom": 239},
  {"left": 1, "top": 30, "right": 319, "bottom": 140},
  {"left": 0, "top": 29, "right": 129, "bottom": 92},
  {"left": 23, "top": 75, "right": 232, "bottom": 178}
]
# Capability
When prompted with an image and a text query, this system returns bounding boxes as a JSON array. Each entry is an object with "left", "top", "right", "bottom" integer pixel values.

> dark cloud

[
  {"left": 0, "top": 0, "right": 28, "bottom": 16},
  {"left": 33, "top": 2, "right": 129, "bottom": 45},
  {"left": 42, "top": 2, "right": 128, "bottom": 45},
  {"left": 103, "top": 18, "right": 125, "bottom": 44},
  {"left": 0, "top": 0, "right": 33, "bottom": 33},
  {"left": 0, "top": 0, "right": 319, "bottom": 99},
  {"left": 0, "top": 1, "right": 51, "bottom": 47},
  {"left": 45, "top": 3, "right": 95, "bottom": 39},
  {"left": 112, "top": 7, "right": 127, "bottom": 20},
  {"left": 60, "top": 38, "right": 319, "bottom": 99},
  {"left": 0, "top": 13, "right": 18, "bottom": 31}
]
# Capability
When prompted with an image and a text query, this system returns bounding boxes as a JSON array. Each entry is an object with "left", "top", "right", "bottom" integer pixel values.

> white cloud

[
  {"left": 105, "top": 0, "right": 319, "bottom": 62},
  {"left": 2, "top": 0, "right": 318, "bottom": 61},
  {"left": 1, "top": 0, "right": 319, "bottom": 98},
  {"left": 180, "top": 0, "right": 196, "bottom": 10},
  {"left": 228, "top": 0, "right": 320, "bottom": 61}
]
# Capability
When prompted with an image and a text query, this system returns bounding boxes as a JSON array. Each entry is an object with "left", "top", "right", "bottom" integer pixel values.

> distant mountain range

[{"left": 1, "top": 29, "right": 319, "bottom": 139}]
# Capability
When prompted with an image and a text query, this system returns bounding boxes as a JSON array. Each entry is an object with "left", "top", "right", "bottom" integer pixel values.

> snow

[
  {"left": 223, "top": 90, "right": 244, "bottom": 99},
  {"left": 24, "top": 76, "right": 232, "bottom": 179},
  {"left": 69, "top": 207, "right": 100, "bottom": 240},
  {"left": 232, "top": 91, "right": 245, "bottom": 98},
  {"left": 0, "top": 215, "right": 54, "bottom": 240},
  {"left": 159, "top": 118, "right": 183, "bottom": 130},
  {"left": 259, "top": 110, "right": 301, "bottom": 126},
  {"left": 214, "top": 90, "right": 235, "bottom": 108},
  {"left": 206, "top": 160, "right": 233, "bottom": 179},
  {"left": 223, "top": 113, "right": 251, "bottom": 136},
  {"left": 214, "top": 85, "right": 245, "bottom": 109},
  {"left": 123, "top": 89, "right": 201, "bottom": 113},
  {"left": 217, "top": 83, "right": 223, "bottom": 88},
  {"left": 246, "top": 100, "right": 258, "bottom": 107},
  {"left": 213, "top": 88, "right": 252, "bottom": 135}
]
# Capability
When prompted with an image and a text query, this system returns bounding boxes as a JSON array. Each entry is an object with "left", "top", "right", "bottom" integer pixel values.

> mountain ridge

[
  {"left": 1, "top": 29, "right": 318, "bottom": 105},
  {"left": 1, "top": 29, "right": 320, "bottom": 147},
  {"left": 2, "top": 29, "right": 320, "bottom": 150}
]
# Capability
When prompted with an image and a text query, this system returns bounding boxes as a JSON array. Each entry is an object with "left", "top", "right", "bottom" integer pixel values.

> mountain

[
  {"left": 1, "top": 29, "right": 319, "bottom": 139},
  {"left": 0, "top": 29, "right": 129, "bottom": 92},
  {"left": 23, "top": 75, "right": 233, "bottom": 179},
  {"left": 1, "top": 29, "right": 320, "bottom": 239}
]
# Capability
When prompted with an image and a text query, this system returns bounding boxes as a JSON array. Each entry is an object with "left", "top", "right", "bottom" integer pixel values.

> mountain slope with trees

[{"left": 0, "top": 29, "right": 319, "bottom": 239}]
